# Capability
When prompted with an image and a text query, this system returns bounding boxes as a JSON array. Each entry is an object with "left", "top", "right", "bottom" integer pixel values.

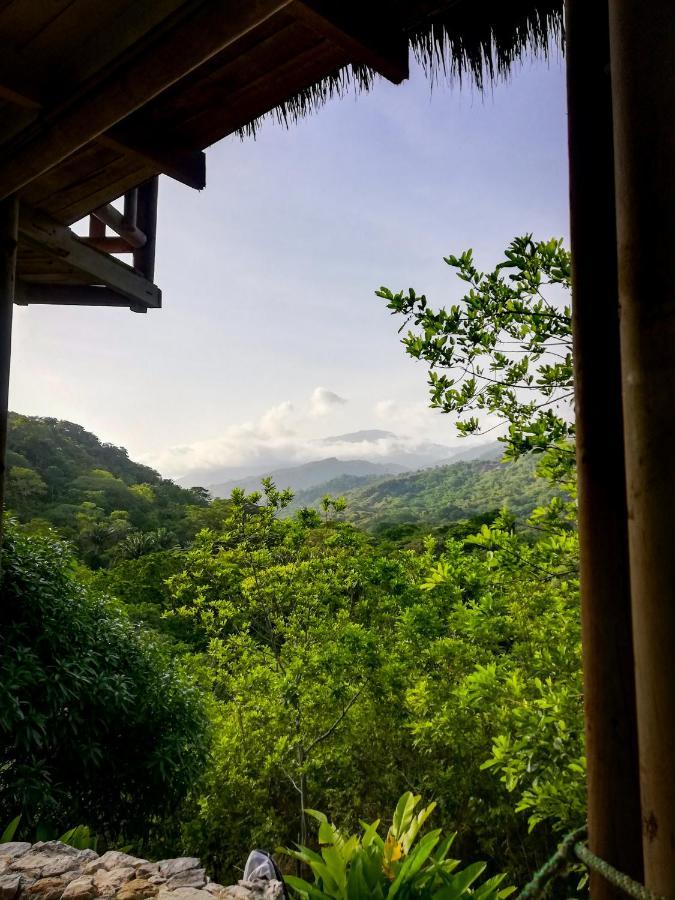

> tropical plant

[
  {"left": 280, "top": 792, "right": 514, "bottom": 900},
  {"left": 0, "top": 520, "right": 211, "bottom": 841},
  {"left": 1, "top": 815, "right": 96, "bottom": 849}
]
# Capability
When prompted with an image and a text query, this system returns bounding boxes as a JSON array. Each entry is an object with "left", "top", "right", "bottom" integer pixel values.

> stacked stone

[{"left": 0, "top": 843, "right": 282, "bottom": 900}]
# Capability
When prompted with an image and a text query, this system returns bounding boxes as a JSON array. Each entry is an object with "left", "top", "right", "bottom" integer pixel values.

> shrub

[
  {"left": 0, "top": 521, "right": 210, "bottom": 840},
  {"left": 281, "top": 792, "right": 514, "bottom": 900}
]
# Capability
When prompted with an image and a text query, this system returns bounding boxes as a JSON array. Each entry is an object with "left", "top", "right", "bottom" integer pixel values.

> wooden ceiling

[{"left": 0, "top": 0, "right": 412, "bottom": 310}]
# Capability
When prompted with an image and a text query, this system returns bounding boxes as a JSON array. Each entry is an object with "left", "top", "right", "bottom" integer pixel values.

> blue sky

[{"left": 10, "top": 49, "right": 568, "bottom": 480}]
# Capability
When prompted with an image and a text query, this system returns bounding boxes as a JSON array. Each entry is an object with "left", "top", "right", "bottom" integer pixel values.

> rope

[
  {"left": 515, "top": 827, "right": 667, "bottom": 900},
  {"left": 516, "top": 826, "right": 587, "bottom": 900},
  {"left": 573, "top": 842, "right": 666, "bottom": 900}
]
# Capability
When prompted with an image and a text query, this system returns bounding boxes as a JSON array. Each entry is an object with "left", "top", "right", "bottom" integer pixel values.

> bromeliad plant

[{"left": 280, "top": 792, "right": 514, "bottom": 900}]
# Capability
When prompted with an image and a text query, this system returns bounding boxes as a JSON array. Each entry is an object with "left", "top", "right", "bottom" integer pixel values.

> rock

[
  {"left": 0, "top": 874, "right": 21, "bottom": 900},
  {"left": 209, "top": 884, "right": 283, "bottom": 900},
  {"left": 157, "top": 888, "right": 212, "bottom": 900},
  {"left": 0, "top": 847, "right": 30, "bottom": 861},
  {"left": 25, "top": 877, "right": 68, "bottom": 900},
  {"left": 165, "top": 870, "right": 205, "bottom": 891},
  {"left": 114, "top": 878, "right": 158, "bottom": 900},
  {"left": 60, "top": 877, "right": 97, "bottom": 900},
  {"left": 9, "top": 855, "right": 53, "bottom": 878},
  {"left": 0, "top": 842, "right": 281, "bottom": 900},
  {"left": 156, "top": 861, "right": 200, "bottom": 881},
  {"left": 84, "top": 856, "right": 143, "bottom": 877},
  {"left": 132, "top": 867, "right": 157, "bottom": 881},
  {"left": 40, "top": 856, "right": 89, "bottom": 880},
  {"left": 213, "top": 889, "right": 249, "bottom": 900},
  {"left": 29, "top": 848, "right": 78, "bottom": 858},
  {"left": 92, "top": 867, "right": 135, "bottom": 898}
]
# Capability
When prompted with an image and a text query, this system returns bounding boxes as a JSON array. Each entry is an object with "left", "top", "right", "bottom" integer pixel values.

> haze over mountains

[{"left": 206, "top": 429, "right": 501, "bottom": 498}]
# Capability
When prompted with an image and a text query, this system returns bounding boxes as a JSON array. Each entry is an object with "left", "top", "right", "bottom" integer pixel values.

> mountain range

[{"left": 206, "top": 431, "right": 501, "bottom": 499}]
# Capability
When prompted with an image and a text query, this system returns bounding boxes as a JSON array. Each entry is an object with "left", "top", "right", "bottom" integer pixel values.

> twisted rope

[
  {"left": 516, "top": 826, "right": 587, "bottom": 900},
  {"left": 516, "top": 826, "right": 667, "bottom": 900},
  {"left": 573, "top": 842, "right": 665, "bottom": 900}
]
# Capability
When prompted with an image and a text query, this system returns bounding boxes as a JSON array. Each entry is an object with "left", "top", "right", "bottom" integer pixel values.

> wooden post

[
  {"left": 134, "top": 177, "right": 159, "bottom": 282},
  {"left": 565, "top": 2, "right": 643, "bottom": 895},
  {"left": 608, "top": 0, "right": 675, "bottom": 891},
  {"left": 0, "top": 194, "right": 19, "bottom": 551}
]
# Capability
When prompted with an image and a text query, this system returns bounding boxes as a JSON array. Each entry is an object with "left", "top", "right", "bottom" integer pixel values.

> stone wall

[{"left": 0, "top": 842, "right": 283, "bottom": 900}]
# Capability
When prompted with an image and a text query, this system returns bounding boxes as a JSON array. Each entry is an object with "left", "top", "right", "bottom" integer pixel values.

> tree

[
  {"left": 0, "top": 520, "right": 210, "bottom": 841},
  {"left": 5, "top": 466, "right": 47, "bottom": 514},
  {"left": 377, "top": 236, "right": 574, "bottom": 484},
  {"left": 170, "top": 483, "right": 414, "bottom": 877}
]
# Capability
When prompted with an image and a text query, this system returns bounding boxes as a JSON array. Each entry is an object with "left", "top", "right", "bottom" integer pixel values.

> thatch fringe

[{"left": 237, "top": 0, "right": 563, "bottom": 139}]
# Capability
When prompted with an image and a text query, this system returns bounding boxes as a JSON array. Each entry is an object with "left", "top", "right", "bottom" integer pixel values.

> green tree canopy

[{"left": 0, "top": 521, "right": 211, "bottom": 841}]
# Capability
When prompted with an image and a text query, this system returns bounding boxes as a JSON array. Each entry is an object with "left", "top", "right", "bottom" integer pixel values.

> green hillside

[
  {"left": 5, "top": 413, "right": 210, "bottom": 566},
  {"left": 332, "top": 456, "right": 555, "bottom": 530}
]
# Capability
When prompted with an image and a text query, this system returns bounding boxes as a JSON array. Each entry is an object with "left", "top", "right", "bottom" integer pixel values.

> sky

[{"left": 9, "top": 49, "right": 569, "bottom": 482}]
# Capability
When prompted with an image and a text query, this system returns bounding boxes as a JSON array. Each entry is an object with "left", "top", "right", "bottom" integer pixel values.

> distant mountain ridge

[
  {"left": 284, "top": 455, "right": 557, "bottom": 530},
  {"left": 320, "top": 429, "right": 397, "bottom": 443},
  {"left": 208, "top": 457, "right": 407, "bottom": 498}
]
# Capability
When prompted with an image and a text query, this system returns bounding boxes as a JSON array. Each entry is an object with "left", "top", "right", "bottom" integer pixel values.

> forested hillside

[
  {"left": 5, "top": 413, "right": 212, "bottom": 566},
  {"left": 285, "top": 456, "right": 555, "bottom": 529}
]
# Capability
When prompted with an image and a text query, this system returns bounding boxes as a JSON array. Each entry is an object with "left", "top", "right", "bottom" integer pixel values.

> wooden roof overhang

[
  {"left": 0, "top": 0, "right": 562, "bottom": 312},
  {"left": 0, "top": 0, "right": 419, "bottom": 312}
]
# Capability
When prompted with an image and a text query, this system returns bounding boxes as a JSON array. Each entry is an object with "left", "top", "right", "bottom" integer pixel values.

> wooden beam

[
  {"left": 0, "top": 195, "right": 18, "bottom": 552},
  {"left": 15, "top": 282, "right": 147, "bottom": 312},
  {"left": 78, "top": 236, "right": 135, "bottom": 254},
  {"left": 0, "top": 0, "right": 291, "bottom": 200},
  {"left": 608, "top": 0, "right": 675, "bottom": 891},
  {"left": 99, "top": 133, "right": 206, "bottom": 191},
  {"left": 292, "top": 0, "right": 408, "bottom": 84},
  {"left": 18, "top": 205, "right": 161, "bottom": 309},
  {"left": 565, "top": 2, "right": 642, "bottom": 895}
]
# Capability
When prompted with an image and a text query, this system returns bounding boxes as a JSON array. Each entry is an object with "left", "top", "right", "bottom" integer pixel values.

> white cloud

[
  {"left": 310, "top": 386, "right": 347, "bottom": 417},
  {"left": 145, "top": 389, "right": 349, "bottom": 479}
]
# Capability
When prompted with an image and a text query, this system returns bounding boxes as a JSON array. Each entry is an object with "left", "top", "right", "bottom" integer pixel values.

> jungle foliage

[
  {"left": 0, "top": 523, "right": 210, "bottom": 843},
  {"left": 3, "top": 236, "right": 583, "bottom": 895}
]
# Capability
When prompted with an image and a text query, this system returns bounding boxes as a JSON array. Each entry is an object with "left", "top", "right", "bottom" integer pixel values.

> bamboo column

[
  {"left": 565, "top": 3, "right": 642, "bottom": 894},
  {"left": 0, "top": 194, "right": 18, "bottom": 552},
  {"left": 608, "top": 0, "right": 675, "bottom": 891}
]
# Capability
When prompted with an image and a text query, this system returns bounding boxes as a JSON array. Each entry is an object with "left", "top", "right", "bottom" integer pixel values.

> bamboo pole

[
  {"left": 608, "top": 0, "right": 675, "bottom": 891},
  {"left": 0, "top": 194, "right": 19, "bottom": 553},
  {"left": 565, "top": 3, "right": 643, "bottom": 894}
]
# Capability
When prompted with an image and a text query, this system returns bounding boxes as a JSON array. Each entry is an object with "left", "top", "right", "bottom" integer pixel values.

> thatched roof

[{"left": 241, "top": 0, "right": 564, "bottom": 135}]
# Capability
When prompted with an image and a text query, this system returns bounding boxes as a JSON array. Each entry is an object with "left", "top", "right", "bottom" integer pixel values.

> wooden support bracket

[
  {"left": 15, "top": 282, "right": 149, "bottom": 313},
  {"left": 292, "top": 0, "right": 409, "bottom": 84},
  {"left": 18, "top": 205, "right": 161, "bottom": 310}
]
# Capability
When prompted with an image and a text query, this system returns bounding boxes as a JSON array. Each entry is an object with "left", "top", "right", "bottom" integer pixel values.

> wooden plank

[
  {"left": 565, "top": 1, "right": 643, "bottom": 895},
  {"left": 18, "top": 205, "right": 161, "bottom": 308},
  {"left": 609, "top": 0, "right": 675, "bottom": 892},
  {"left": 0, "top": 0, "right": 293, "bottom": 199},
  {"left": 117, "top": 14, "right": 311, "bottom": 132},
  {"left": 291, "top": 0, "right": 408, "bottom": 84},
  {"left": 15, "top": 282, "right": 147, "bottom": 312},
  {"left": 79, "top": 236, "right": 134, "bottom": 253}
]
